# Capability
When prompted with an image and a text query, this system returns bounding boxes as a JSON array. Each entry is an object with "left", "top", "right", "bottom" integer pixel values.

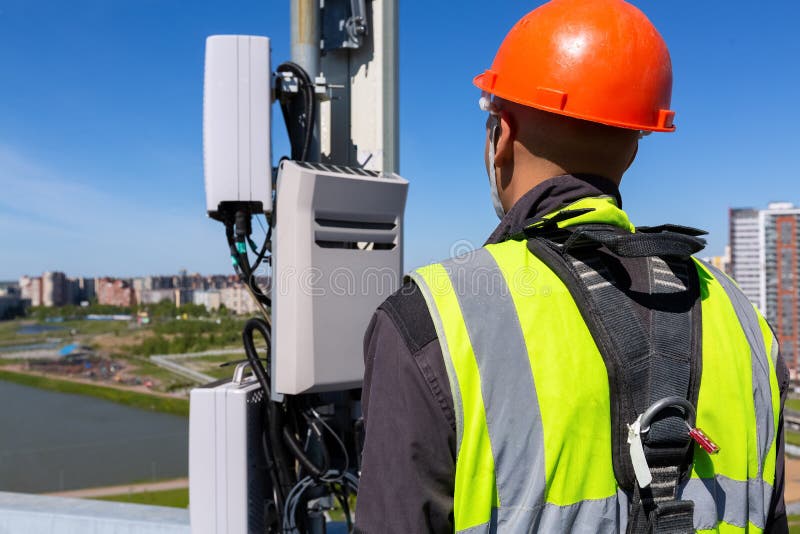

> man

[{"left": 356, "top": 0, "right": 789, "bottom": 532}]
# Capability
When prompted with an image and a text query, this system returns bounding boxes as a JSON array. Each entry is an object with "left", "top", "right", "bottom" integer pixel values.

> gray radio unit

[{"left": 271, "top": 160, "right": 408, "bottom": 396}]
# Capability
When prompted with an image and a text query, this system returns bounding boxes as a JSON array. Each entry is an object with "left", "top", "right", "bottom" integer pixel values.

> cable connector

[
  {"left": 277, "top": 71, "right": 300, "bottom": 95},
  {"left": 234, "top": 209, "right": 252, "bottom": 241}
]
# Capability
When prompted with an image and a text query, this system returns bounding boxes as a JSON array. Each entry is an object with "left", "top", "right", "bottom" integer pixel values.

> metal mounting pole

[
  {"left": 317, "top": 0, "right": 398, "bottom": 174},
  {"left": 291, "top": 0, "right": 321, "bottom": 161}
]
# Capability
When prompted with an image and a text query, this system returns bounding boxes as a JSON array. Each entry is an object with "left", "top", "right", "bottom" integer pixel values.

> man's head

[
  {"left": 484, "top": 98, "right": 641, "bottom": 212},
  {"left": 476, "top": 0, "right": 674, "bottom": 216}
]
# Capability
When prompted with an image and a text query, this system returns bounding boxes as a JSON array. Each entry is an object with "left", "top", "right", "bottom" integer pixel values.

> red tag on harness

[{"left": 688, "top": 427, "right": 720, "bottom": 455}]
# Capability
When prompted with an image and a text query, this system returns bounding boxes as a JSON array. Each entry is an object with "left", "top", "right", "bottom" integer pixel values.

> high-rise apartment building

[
  {"left": 96, "top": 278, "right": 136, "bottom": 307},
  {"left": 78, "top": 277, "right": 95, "bottom": 302},
  {"left": 220, "top": 285, "right": 260, "bottom": 315},
  {"left": 730, "top": 203, "right": 800, "bottom": 374},
  {"left": 763, "top": 203, "right": 799, "bottom": 372},
  {"left": 19, "top": 273, "right": 96, "bottom": 307},
  {"left": 193, "top": 290, "right": 222, "bottom": 311},
  {"left": 41, "top": 271, "right": 67, "bottom": 307},
  {"left": 730, "top": 209, "right": 761, "bottom": 306},
  {"left": 19, "top": 276, "right": 43, "bottom": 307}
]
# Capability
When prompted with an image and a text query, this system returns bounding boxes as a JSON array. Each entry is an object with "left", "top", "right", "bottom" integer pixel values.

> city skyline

[
  {"left": 6, "top": 269, "right": 239, "bottom": 283},
  {"left": 10, "top": 269, "right": 269, "bottom": 316}
]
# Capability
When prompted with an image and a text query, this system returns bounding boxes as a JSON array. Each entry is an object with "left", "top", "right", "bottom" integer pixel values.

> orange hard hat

[{"left": 474, "top": 0, "right": 675, "bottom": 132}]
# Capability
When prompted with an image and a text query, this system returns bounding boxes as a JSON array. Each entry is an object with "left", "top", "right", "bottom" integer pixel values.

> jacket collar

[{"left": 486, "top": 174, "right": 624, "bottom": 245}]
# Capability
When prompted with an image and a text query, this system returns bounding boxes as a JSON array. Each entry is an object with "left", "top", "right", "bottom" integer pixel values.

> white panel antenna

[{"left": 203, "top": 35, "right": 272, "bottom": 219}]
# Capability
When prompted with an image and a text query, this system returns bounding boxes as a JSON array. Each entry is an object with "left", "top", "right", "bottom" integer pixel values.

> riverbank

[
  {"left": 0, "top": 369, "right": 189, "bottom": 417},
  {"left": 47, "top": 477, "right": 189, "bottom": 507},
  {"left": 1, "top": 315, "right": 247, "bottom": 395}
]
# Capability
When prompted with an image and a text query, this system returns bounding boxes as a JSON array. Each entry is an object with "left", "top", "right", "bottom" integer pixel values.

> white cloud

[{"left": 0, "top": 145, "right": 232, "bottom": 279}]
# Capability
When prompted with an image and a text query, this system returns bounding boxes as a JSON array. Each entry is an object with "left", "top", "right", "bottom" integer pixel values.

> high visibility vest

[{"left": 408, "top": 197, "right": 780, "bottom": 533}]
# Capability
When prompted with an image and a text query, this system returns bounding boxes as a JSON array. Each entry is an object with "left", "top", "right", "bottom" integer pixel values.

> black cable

[
  {"left": 300, "top": 69, "right": 315, "bottom": 161},
  {"left": 281, "top": 425, "right": 330, "bottom": 479},
  {"left": 251, "top": 213, "right": 271, "bottom": 275},
  {"left": 304, "top": 409, "right": 348, "bottom": 480},
  {"left": 336, "top": 485, "right": 353, "bottom": 532},
  {"left": 282, "top": 472, "right": 359, "bottom": 533},
  {"left": 275, "top": 80, "right": 297, "bottom": 159},
  {"left": 269, "top": 400, "right": 296, "bottom": 505},
  {"left": 275, "top": 61, "right": 315, "bottom": 161},
  {"left": 251, "top": 224, "right": 271, "bottom": 278},
  {"left": 261, "top": 184, "right": 277, "bottom": 270},
  {"left": 218, "top": 357, "right": 267, "bottom": 368},
  {"left": 233, "top": 209, "right": 254, "bottom": 279},
  {"left": 228, "top": 210, "right": 272, "bottom": 307},
  {"left": 281, "top": 398, "right": 332, "bottom": 481},
  {"left": 261, "top": 431, "right": 285, "bottom": 529},
  {"left": 225, "top": 218, "right": 244, "bottom": 278},
  {"left": 241, "top": 318, "right": 295, "bottom": 513},
  {"left": 226, "top": 213, "right": 259, "bottom": 304},
  {"left": 290, "top": 61, "right": 314, "bottom": 161}
]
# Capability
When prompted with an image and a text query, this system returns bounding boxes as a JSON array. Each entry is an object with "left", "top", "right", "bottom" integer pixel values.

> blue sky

[{"left": 1, "top": 1, "right": 798, "bottom": 280}]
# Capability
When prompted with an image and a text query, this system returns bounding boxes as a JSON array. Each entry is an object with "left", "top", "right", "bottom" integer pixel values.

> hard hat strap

[{"left": 487, "top": 113, "right": 505, "bottom": 220}]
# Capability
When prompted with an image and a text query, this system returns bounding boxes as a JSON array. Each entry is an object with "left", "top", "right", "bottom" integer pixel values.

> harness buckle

[
  {"left": 639, "top": 396, "right": 695, "bottom": 434},
  {"left": 629, "top": 396, "right": 719, "bottom": 488}
]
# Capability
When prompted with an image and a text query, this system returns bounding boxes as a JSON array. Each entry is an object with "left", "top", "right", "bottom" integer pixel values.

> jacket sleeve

[
  {"left": 354, "top": 307, "right": 456, "bottom": 534},
  {"left": 766, "top": 351, "right": 791, "bottom": 534}
]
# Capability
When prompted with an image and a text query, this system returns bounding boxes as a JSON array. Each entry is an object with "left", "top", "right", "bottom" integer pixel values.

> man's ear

[{"left": 494, "top": 110, "right": 515, "bottom": 167}]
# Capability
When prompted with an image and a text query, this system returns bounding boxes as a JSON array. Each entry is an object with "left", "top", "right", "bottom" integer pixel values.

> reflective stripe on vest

[
  {"left": 407, "top": 199, "right": 779, "bottom": 533},
  {"left": 685, "top": 262, "right": 780, "bottom": 533}
]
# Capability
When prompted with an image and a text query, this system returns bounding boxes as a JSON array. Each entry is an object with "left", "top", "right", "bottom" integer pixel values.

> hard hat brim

[{"left": 474, "top": 72, "right": 676, "bottom": 133}]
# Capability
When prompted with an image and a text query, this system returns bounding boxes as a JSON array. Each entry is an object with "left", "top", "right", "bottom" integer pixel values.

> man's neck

[
  {"left": 485, "top": 174, "right": 622, "bottom": 245},
  {"left": 499, "top": 153, "right": 564, "bottom": 208}
]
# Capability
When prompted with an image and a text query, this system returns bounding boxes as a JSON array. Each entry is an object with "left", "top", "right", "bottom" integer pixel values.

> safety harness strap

[
  {"left": 627, "top": 466, "right": 694, "bottom": 534},
  {"left": 562, "top": 225, "right": 706, "bottom": 259},
  {"left": 527, "top": 223, "right": 703, "bottom": 534}
]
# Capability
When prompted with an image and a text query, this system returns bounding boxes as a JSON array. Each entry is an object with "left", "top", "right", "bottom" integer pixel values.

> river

[{"left": 0, "top": 380, "right": 188, "bottom": 493}]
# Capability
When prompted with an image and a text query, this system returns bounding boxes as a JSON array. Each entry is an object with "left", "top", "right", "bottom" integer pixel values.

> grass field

[
  {"left": 0, "top": 369, "right": 189, "bottom": 417},
  {"left": 63, "top": 320, "right": 131, "bottom": 336},
  {"left": 0, "top": 321, "right": 62, "bottom": 347},
  {"left": 95, "top": 488, "right": 189, "bottom": 508},
  {"left": 0, "top": 318, "right": 125, "bottom": 343},
  {"left": 788, "top": 430, "right": 800, "bottom": 447},
  {"left": 787, "top": 396, "right": 800, "bottom": 448},
  {"left": 121, "top": 355, "right": 198, "bottom": 392}
]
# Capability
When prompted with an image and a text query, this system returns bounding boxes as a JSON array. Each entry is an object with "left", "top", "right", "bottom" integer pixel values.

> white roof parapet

[
  {"left": 0, "top": 492, "right": 189, "bottom": 534},
  {"left": 767, "top": 202, "right": 796, "bottom": 210}
]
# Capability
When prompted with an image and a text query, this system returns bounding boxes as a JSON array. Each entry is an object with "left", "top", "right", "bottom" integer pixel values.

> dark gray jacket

[{"left": 355, "top": 175, "right": 789, "bottom": 533}]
